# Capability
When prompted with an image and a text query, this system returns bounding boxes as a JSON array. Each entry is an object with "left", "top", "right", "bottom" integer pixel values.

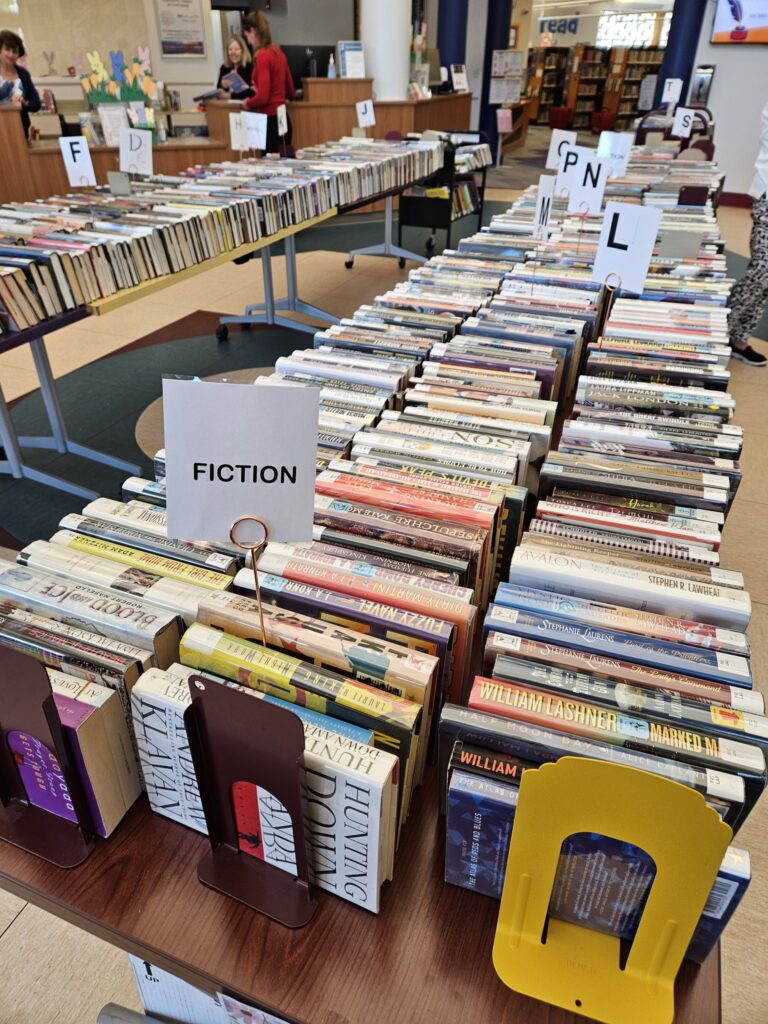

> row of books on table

[
  {"left": 437, "top": 179, "right": 757, "bottom": 964},
  {"left": 0, "top": 136, "right": 448, "bottom": 333},
  {"left": 0, "top": 163, "right": 761, "bottom": 960}
]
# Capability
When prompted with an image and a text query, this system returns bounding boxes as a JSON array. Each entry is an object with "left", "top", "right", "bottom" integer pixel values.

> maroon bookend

[
  {"left": 0, "top": 646, "right": 95, "bottom": 867},
  {"left": 183, "top": 677, "right": 317, "bottom": 928}
]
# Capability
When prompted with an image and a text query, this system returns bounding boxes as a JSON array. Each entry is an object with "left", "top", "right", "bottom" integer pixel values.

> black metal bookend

[
  {"left": 0, "top": 645, "right": 95, "bottom": 867},
  {"left": 184, "top": 677, "right": 317, "bottom": 928}
]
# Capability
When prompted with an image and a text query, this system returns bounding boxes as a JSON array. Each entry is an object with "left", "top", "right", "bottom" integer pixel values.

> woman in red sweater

[{"left": 242, "top": 11, "right": 295, "bottom": 154}]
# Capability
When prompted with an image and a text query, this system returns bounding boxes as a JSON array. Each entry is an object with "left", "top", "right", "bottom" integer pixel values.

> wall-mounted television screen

[{"left": 711, "top": 1, "right": 768, "bottom": 43}]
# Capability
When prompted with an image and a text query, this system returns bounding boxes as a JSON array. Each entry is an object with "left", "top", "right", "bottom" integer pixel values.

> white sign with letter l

[
  {"left": 58, "top": 136, "right": 96, "bottom": 186},
  {"left": 163, "top": 379, "right": 319, "bottom": 544},
  {"left": 356, "top": 99, "right": 376, "bottom": 128},
  {"left": 119, "top": 127, "right": 153, "bottom": 176},
  {"left": 592, "top": 202, "right": 663, "bottom": 295}
]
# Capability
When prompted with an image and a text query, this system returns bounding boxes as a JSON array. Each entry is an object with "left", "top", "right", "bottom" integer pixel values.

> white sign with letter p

[
  {"left": 58, "top": 136, "right": 96, "bottom": 186},
  {"left": 592, "top": 202, "right": 662, "bottom": 295}
]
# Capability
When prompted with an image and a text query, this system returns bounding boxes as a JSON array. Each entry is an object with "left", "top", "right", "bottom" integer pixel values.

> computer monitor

[{"left": 281, "top": 44, "right": 337, "bottom": 87}]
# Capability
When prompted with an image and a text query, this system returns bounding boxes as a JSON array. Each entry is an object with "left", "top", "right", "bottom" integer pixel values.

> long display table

[{"left": 0, "top": 774, "right": 720, "bottom": 1024}]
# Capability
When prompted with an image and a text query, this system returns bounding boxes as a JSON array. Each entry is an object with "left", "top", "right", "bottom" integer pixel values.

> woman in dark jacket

[
  {"left": 0, "top": 29, "right": 41, "bottom": 136},
  {"left": 216, "top": 35, "right": 254, "bottom": 101}
]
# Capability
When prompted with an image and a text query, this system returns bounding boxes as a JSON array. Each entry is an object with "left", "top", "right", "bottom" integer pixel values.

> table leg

[
  {"left": 346, "top": 195, "right": 426, "bottom": 265},
  {"left": 97, "top": 1004, "right": 165, "bottom": 1024},
  {"left": 1, "top": 337, "right": 140, "bottom": 499},
  {"left": 219, "top": 238, "right": 337, "bottom": 337}
]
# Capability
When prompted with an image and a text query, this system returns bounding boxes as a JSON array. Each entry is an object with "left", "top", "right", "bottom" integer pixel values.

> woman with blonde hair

[
  {"left": 242, "top": 11, "right": 295, "bottom": 152},
  {"left": 216, "top": 34, "right": 254, "bottom": 100}
]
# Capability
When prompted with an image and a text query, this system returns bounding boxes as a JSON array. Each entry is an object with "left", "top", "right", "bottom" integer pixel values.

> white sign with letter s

[
  {"left": 163, "top": 379, "right": 319, "bottom": 544},
  {"left": 671, "top": 106, "right": 695, "bottom": 138},
  {"left": 356, "top": 99, "right": 376, "bottom": 128},
  {"left": 592, "top": 202, "right": 663, "bottom": 295},
  {"left": 545, "top": 128, "right": 577, "bottom": 170},
  {"left": 58, "top": 136, "right": 96, "bottom": 186},
  {"left": 119, "top": 126, "right": 153, "bottom": 176}
]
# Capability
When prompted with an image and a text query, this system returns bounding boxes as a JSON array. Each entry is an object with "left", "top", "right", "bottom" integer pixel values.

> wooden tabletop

[
  {"left": 134, "top": 367, "right": 273, "bottom": 458},
  {"left": 0, "top": 771, "right": 720, "bottom": 1024}
]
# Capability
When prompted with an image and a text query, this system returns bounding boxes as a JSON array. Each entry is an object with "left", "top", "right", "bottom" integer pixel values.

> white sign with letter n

[
  {"left": 163, "top": 379, "right": 319, "bottom": 544},
  {"left": 276, "top": 103, "right": 288, "bottom": 136},
  {"left": 58, "top": 136, "right": 96, "bottom": 186},
  {"left": 592, "top": 202, "right": 663, "bottom": 295}
]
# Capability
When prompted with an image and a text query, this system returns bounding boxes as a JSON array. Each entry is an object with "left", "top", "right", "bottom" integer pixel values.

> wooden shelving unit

[
  {"left": 525, "top": 47, "right": 569, "bottom": 124},
  {"left": 603, "top": 45, "right": 665, "bottom": 131},
  {"left": 564, "top": 45, "right": 612, "bottom": 131}
]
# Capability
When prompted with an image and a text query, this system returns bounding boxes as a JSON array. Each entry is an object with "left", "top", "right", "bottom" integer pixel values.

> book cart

[{"left": 396, "top": 132, "right": 490, "bottom": 263}]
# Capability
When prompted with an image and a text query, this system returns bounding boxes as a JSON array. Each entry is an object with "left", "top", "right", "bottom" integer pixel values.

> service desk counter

[
  {"left": 287, "top": 88, "right": 473, "bottom": 149},
  {"left": 0, "top": 106, "right": 239, "bottom": 204}
]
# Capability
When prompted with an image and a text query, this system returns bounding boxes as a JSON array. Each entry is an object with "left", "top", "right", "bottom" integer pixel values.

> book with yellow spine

[
  {"left": 179, "top": 622, "right": 421, "bottom": 825},
  {"left": 48, "top": 529, "right": 232, "bottom": 591},
  {"left": 196, "top": 589, "right": 437, "bottom": 784}
]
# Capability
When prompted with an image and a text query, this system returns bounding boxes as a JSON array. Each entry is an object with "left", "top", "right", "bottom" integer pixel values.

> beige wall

[
  {"left": 12, "top": 0, "right": 151, "bottom": 77},
  {"left": 7, "top": 0, "right": 223, "bottom": 106}
]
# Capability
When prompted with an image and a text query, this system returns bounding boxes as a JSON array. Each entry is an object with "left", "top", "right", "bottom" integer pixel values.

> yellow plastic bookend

[{"left": 492, "top": 757, "right": 732, "bottom": 1024}]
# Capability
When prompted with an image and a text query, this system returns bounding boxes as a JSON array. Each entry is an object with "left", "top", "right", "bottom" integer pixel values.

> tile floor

[{"left": 0, "top": 195, "right": 766, "bottom": 1023}]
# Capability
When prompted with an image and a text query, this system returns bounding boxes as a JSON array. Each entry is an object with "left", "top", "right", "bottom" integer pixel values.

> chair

[
  {"left": 549, "top": 107, "right": 572, "bottom": 129},
  {"left": 690, "top": 137, "right": 715, "bottom": 161},
  {"left": 385, "top": 130, "right": 404, "bottom": 141}
]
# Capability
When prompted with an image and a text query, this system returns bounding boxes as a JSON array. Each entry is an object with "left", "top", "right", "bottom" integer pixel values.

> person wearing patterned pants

[
  {"left": 728, "top": 195, "right": 768, "bottom": 364},
  {"left": 728, "top": 99, "right": 768, "bottom": 367}
]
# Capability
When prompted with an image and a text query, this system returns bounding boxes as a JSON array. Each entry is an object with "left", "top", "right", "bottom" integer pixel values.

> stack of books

[{"left": 436, "top": 161, "right": 760, "bottom": 964}]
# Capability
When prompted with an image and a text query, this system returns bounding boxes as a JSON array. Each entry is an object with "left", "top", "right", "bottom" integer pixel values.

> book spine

[
  {"left": 468, "top": 676, "right": 765, "bottom": 783},
  {"left": 484, "top": 605, "right": 751, "bottom": 688}
]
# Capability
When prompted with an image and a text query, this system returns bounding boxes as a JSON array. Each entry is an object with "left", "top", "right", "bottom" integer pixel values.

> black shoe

[{"left": 731, "top": 345, "right": 767, "bottom": 366}]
